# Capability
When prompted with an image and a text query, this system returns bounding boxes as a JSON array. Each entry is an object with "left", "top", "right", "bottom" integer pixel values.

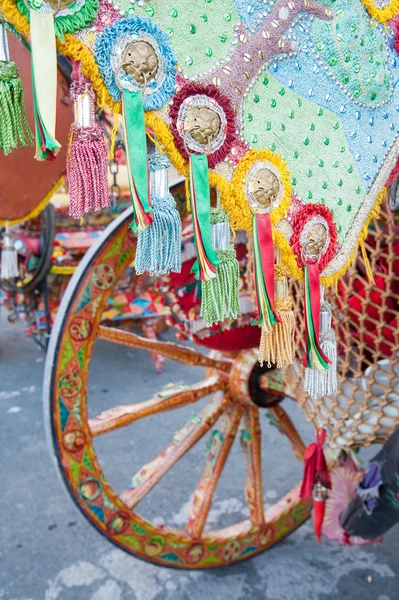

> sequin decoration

[
  {"left": 241, "top": 68, "right": 365, "bottom": 243},
  {"left": 131, "top": 0, "right": 240, "bottom": 79},
  {"left": 95, "top": 16, "right": 177, "bottom": 106},
  {"left": 232, "top": 0, "right": 273, "bottom": 32},
  {"left": 270, "top": 15, "right": 399, "bottom": 201},
  {"left": 310, "top": 0, "right": 393, "bottom": 108}
]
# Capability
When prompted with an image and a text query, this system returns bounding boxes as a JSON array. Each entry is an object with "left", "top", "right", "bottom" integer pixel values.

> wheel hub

[{"left": 228, "top": 349, "right": 286, "bottom": 408}]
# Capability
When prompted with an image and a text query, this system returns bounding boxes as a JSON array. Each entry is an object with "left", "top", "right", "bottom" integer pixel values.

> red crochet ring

[
  {"left": 291, "top": 203, "right": 338, "bottom": 272},
  {"left": 169, "top": 82, "right": 236, "bottom": 169}
]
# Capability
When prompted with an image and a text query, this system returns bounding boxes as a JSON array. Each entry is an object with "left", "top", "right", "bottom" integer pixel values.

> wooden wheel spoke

[
  {"left": 267, "top": 405, "right": 306, "bottom": 462},
  {"left": 240, "top": 407, "right": 265, "bottom": 527},
  {"left": 89, "top": 375, "right": 225, "bottom": 437},
  {"left": 98, "top": 325, "right": 232, "bottom": 373},
  {"left": 186, "top": 403, "right": 245, "bottom": 539},
  {"left": 120, "top": 392, "right": 231, "bottom": 510}
]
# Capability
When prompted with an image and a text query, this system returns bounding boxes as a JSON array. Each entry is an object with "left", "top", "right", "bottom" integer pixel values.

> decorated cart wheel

[{"left": 44, "top": 207, "right": 311, "bottom": 569}]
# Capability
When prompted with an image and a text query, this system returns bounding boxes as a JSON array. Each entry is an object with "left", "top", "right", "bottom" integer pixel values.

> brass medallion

[
  {"left": 47, "top": 0, "right": 75, "bottom": 10},
  {"left": 183, "top": 106, "right": 221, "bottom": 147},
  {"left": 122, "top": 40, "right": 159, "bottom": 84},
  {"left": 248, "top": 168, "right": 280, "bottom": 211},
  {"left": 304, "top": 221, "right": 328, "bottom": 257}
]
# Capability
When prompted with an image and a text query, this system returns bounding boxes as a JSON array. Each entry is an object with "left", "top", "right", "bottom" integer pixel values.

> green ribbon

[
  {"left": 30, "top": 10, "right": 61, "bottom": 160},
  {"left": 122, "top": 89, "right": 151, "bottom": 232},
  {"left": 190, "top": 153, "right": 219, "bottom": 280},
  {"left": 304, "top": 266, "right": 329, "bottom": 370}
]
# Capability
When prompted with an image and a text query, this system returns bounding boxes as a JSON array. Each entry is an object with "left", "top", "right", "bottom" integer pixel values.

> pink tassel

[
  {"left": 67, "top": 63, "right": 109, "bottom": 219},
  {"left": 67, "top": 124, "right": 109, "bottom": 218}
]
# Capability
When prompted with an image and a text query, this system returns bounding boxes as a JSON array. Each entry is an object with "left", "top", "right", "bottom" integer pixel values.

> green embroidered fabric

[
  {"left": 311, "top": 0, "right": 393, "bottom": 108},
  {"left": 242, "top": 70, "right": 365, "bottom": 242},
  {"left": 123, "top": 0, "right": 240, "bottom": 79}
]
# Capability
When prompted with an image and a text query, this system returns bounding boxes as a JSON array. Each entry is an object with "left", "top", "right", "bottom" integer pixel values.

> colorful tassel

[
  {"left": 29, "top": 9, "right": 61, "bottom": 160},
  {"left": 0, "top": 16, "right": 33, "bottom": 155},
  {"left": 300, "top": 429, "right": 331, "bottom": 544},
  {"left": 200, "top": 208, "right": 240, "bottom": 326},
  {"left": 1, "top": 223, "right": 19, "bottom": 280},
  {"left": 135, "top": 151, "right": 182, "bottom": 276},
  {"left": 67, "top": 66, "right": 109, "bottom": 219},
  {"left": 304, "top": 300, "right": 338, "bottom": 398},
  {"left": 189, "top": 153, "right": 219, "bottom": 281},
  {"left": 252, "top": 212, "right": 278, "bottom": 333},
  {"left": 302, "top": 262, "right": 331, "bottom": 371},
  {"left": 122, "top": 89, "right": 152, "bottom": 232},
  {"left": 259, "top": 257, "right": 295, "bottom": 368}
]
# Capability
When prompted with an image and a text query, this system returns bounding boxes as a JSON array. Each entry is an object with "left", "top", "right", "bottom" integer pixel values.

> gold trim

[{"left": 360, "top": 0, "right": 399, "bottom": 23}]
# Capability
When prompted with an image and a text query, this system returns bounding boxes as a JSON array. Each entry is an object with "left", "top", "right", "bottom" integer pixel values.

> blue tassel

[{"left": 134, "top": 151, "right": 182, "bottom": 276}]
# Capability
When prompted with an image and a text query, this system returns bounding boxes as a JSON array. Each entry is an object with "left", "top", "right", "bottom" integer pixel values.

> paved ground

[{"left": 0, "top": 311, "right": 398, "bottom": 600}]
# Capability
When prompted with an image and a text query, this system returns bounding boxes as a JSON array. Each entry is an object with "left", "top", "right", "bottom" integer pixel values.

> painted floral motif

[
  {"left": 145, "top": 535, "right": 165, "bottom": 556},
  {"left": 186, "top": 544, "right": 205, "bottom": 564},
  {"left": 58, "top": 372, "right": 83, "bottom": 399},
  {"left": 91, "top": 263, "right": 116, "bottom": 289},
  {"left": 223, "top": 540, "right": 241, "bottom": 562},
  {"left": 69, "top": 316, "right": 92, "bottom": 341},
  {"left": 62, "top": 429, "right": 86, "bottom": 453}
]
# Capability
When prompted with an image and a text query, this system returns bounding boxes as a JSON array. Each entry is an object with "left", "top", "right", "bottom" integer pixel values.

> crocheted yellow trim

[
  {"left": 0, "top": 175, "right": 63, "bottom": 226},
  {"left": 231, "top": 149, "right": 292, "bottom": 232},
  {"left": 360, "top": 0, "right": 399, "bottom": 22}
]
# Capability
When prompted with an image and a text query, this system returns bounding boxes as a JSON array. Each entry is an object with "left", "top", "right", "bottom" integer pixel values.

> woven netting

[{"left": 288, "top": 199, "right": 399, "bottom": 450}]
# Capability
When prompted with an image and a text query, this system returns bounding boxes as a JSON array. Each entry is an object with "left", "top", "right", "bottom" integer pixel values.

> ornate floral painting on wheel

[{"left": 1, "top": 0, "right": 399, "bottom": 556}]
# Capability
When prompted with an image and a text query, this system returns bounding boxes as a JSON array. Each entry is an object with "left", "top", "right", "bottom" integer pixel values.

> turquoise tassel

[{"left": 134, "top": 151, "right": 182, "bottom": 276}]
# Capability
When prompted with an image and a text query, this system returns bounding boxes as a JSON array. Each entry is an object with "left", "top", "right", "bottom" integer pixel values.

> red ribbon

[
  {"left": 300, "top": 429, "right": 331, "bottom": 499},
  {"left": 313, "top": 496, "right": 326, "bottom": 545},
  {"left": 255, "top": 213, "right": 279, "bottom": 322},
  {"left": 302, "top": 261, "right": 330, "bottom": 368}
]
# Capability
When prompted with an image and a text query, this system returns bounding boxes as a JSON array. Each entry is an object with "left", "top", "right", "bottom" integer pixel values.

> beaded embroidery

[{"left": 3, "top": 0, "right": 399, "bottom": 285}]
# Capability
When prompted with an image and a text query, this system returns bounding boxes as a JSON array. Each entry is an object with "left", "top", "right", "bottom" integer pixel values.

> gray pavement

[{"left": 0, "top": 312, "right": 398, "bottom": 600}]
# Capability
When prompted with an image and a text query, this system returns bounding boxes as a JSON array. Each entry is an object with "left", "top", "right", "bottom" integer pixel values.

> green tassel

[
  {"left": 0, "top": 49, "right": 33, "bottom": 154},
  {"left": 200, "top": 208, "right": 240, "bottom": 327},
  {"left": 201, "top": 247, "right": 240, "bottom": 327}
]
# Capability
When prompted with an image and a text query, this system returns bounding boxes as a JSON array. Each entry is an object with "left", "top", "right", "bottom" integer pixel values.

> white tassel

[
  {"left": 304, "top": 300, "right": 338, "bottom": 399},
  {"left": 1, "top": 223, "right": 19, "bottom": 280}
]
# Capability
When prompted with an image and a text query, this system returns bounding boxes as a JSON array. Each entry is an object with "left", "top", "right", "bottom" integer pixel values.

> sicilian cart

[{"left": 1, "top": 0, "right": 399, "bottom": 568}]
